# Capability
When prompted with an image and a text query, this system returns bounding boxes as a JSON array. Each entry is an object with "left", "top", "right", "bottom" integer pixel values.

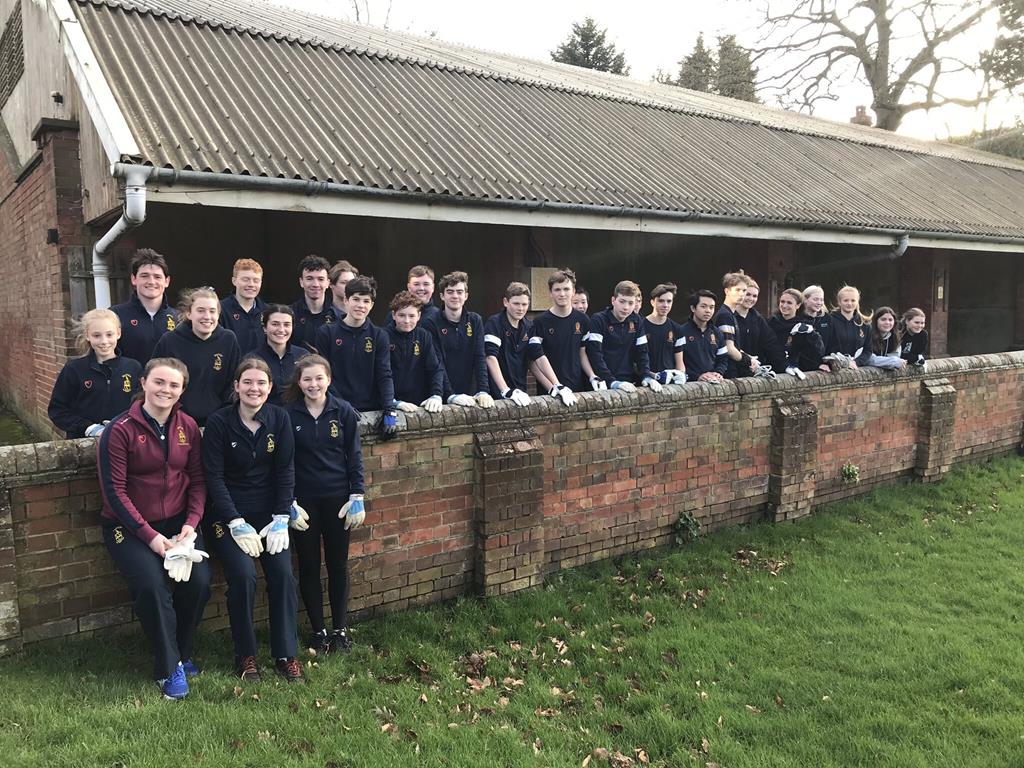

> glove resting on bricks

[
  {"left": 447, "top": 393, "right": 477, "bottom": 407},
  {"left": 641, "top": 377, "right": 664, "bottom": 393},
  {"left": 420, "top": 395, "right": 443, "bottom": 413},
  {"left": 589, "top": 377, "right": 608, "bottom": 391},
  {"left": 549, "top": 385, "right": 578, "bottom": 407},
  {"left": 475, "top": 392, "right": 495, "bottom": 409},
  {"left": 610, "top": 380, "right": 637, "bottom": 393},
  {"left": 502, "top": 388, "right": 531, "bottom": 407},
  {"left": 379, "top": 408, "right": 399, "bottom": 441}
]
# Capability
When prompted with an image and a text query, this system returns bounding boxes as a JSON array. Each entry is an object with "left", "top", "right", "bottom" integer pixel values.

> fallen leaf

[
  {"left": 533, "top": 738, "right": 542, "bottom": 754},
  {"left": 716, "top": 715, "right": 723, "bottom": 729},
  {"left": 775, "top": 694, "right": 785, "bottom": 708},
  {"left": 582, "top": 756, "right": 592, "bottom": 767},
  {"left": 418, "top": 694, "right": 428, "bottom": 704},
  {"left": 635, "top": 747, "right": 650, "bottom": 763},
  {"left": 535, "top": 707, "right": 558, "bottom": 717},
  {"left": 380, "top": 723, "right": 394, "bottom": 734},
  {"left": 745, "top": 704, "right": 761, "bottom": 714},
  {"left": 701, "top": 737, "right": 711, "bottom": 753},
  {"left": 498, "top": 696, "right": 509, "bottom": 707},
  {"left": 508, "top": 641, "right": 522, "bottom": 651},
  {"left": 232, "top": 686, "right": 243, "bottom": 698}
]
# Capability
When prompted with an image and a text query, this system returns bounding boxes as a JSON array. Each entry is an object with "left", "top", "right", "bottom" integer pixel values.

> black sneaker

[
  {"left": 306, "top": 629, "right": 328, "bottom": 656},
  {"left": 328, "top": 628, "right": 353, "bottom": 654},
  {"left": 236, "top": 655, "right": 261, "bottom": 682},
  {"left": 275, "top": 657, "right": 306, "bottom": 683}
]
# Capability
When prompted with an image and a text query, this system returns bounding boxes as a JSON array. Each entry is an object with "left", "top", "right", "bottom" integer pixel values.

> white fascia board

[
  {"left": 47, "top": 0, "right": 138, "bottom": 162},
  {"left": 144, "top": 182, "right": 1024, "bottom": 252}
]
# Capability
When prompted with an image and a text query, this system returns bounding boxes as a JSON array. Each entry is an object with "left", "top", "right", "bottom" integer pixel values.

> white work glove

[
  {"left": 289, "top": 500, "right": 309, "bottom": 531},
  {"left": 340, "top": 494, "right": 365, "bottom": 530},
  {"left": 84, "top": 423, "right": 105, "bottom": 437},
  {"left": 228, "top": 518, "right": 264, "bottom": 557},
  {"left": 786, "top": 366, "right": 807, "bottom": 381},
  {"left": 420, "top": 395, "right": 443, "bottom": 413},
  {"left": 448, "top": 393, "right": 477, "bottom": 407},
  {"left": 610, "top": 380, "right": 637, "bottom": 393},
  {"left": 163, "top": 533, "right": 209, "bottom": 583},
  {"left": 654, "top": 370, "right": 686, "bottom": 385},
  {"left": 549, "top": 384, "right": 578, "bottom": 407},
  {"left": 502, "top": 388, "right": 531, "bottom": 407},
  {"left": 259, "top": 514, "right": 290, "bottom": 556},
  {"left": 394, "top": 400, "right": 419, "bottom": 413},
  {"left": 475, "top": 392, "right": 495, "bottom": 409},
  {"left": 589, "top": 376, "right": 608, "bottom": 391},
  {"left": 791, "top": 323, "right": 814, "bottom": 334},
  {"left": 641, "top": 377, "right": 663, "bottom": 393}
]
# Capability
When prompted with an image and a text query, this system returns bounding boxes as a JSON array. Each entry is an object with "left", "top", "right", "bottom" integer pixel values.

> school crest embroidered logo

[
  {"left": 233, "top": 313, "right": 240, "bottom": 321},
  {"left": 138, "top": 434, "right": 146, "bottom": 444},
  {"left": 330, "top": 421, "right": 339, "bottom": 438},
  {"left": 548, "top": 328, "right": 555, "bottom": 335},
  {"left": 574, "top": 322, "right": 581, "bottom": 334},
  {"left": 113, "top": 526, "right": 125, "bottom": 544},
  {"left": 177, "top": 426, "right": 187, "bottom": 445},
  {"left": 325, "top": 316, "right": 334, "bottom": 325},
  {"left": 441, "top": 328, "right": 448, "bottom": 335},
  {"left": 335, "top": 338, "right": 343, "bottom": 346},
  {"left": 131, "top": 319, "right": 139, "bottom": 327},
  {"left": 266, "top": 434, "right": 276, "bottom": 453},
  {"left": 466, "top": 323, "right": 473, "bottom": 337},
  {"left": 710, "top": 333, "right": 717, "bottom": 344},
  {"left": 166, "top": 316, "right": 176, "bottom": 331},
  {"left": 858, "top": 329, "right": 864, "bottom": 339},
  {"left": 628, "top": 321, "right": 635, "bottom": 333},
  {"left": 668, "top": 331, "right": 674, "bottom": 342},
  {"left": 364, "top": 338, "right": 373, "bottom": 353},
  {"left": 83, "top": 379, "right": 92, "bottom": 390},
  {"left": 213, "top": 522, "right": 225, "bottom": 539},
  {"left": 413, "top": 341, "right": 421, "bottom": 356},
  {"left": 121, "top": 374, "right": 132, "bottom": 393},
  {"left": 688, "top": 336, "right": 695, "bottom": 342},
  {"left": 213, "top": 353, "right": 223, "bottom": 371}
]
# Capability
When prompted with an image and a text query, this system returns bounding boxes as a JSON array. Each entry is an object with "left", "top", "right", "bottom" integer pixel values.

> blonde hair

[
  {"left": 74, "top": 308, "right": 121, "bottom": 355},
  {"left": 835, "top": 285, "right": 870, "bottom": 325},
  {"left": 802, "top": 285, "right": 826, "bottom": 318}
]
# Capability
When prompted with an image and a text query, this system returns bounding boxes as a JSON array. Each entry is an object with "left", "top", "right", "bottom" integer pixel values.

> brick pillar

[
  {"left": 900, "top": 248, "right": 950, "bottom": 357},
  {"left": 768, "top": 395, "right": 818, "bottom": 522},
  {"left": 473, "top": 427, "right": 545, "bottom": 596},
  {"left": 916, "top": 378, "right": 957, "bottom": 482},
  {"left": 0, "top": 488, "right": 22, "bottom": 655}
]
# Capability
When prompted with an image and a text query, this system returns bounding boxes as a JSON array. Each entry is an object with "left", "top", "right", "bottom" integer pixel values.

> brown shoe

[
  {"left": 274, "top": 657, "right": 305, "bottom": 683},
  {"left": 237, "top": 655, "right": 261, "bottom": 682}
]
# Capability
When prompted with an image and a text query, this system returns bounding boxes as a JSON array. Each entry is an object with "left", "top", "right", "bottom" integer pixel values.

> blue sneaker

[
  {"left": 158, "top": 662, "right": 189, "bottom": 700},
  {"left": 182, "top": 659, "right": 201, "bottom": 677}
]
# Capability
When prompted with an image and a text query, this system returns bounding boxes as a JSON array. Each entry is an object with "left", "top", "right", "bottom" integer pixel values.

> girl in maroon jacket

[{"left": 97, "top": 357, "right": 209, "bottom": 701}]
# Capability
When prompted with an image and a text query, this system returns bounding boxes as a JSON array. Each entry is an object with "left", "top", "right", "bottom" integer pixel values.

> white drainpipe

[{"left": 92, "top": 165, "right": 150, "bottom": 308}]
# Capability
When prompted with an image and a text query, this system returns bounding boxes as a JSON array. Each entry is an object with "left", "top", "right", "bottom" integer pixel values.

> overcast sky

[{"left": 282, "top": 0, "right": 1019, "bottom": 142}]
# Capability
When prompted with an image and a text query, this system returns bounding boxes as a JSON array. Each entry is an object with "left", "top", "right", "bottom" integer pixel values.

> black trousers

[
  {"left": 104, "top": 515, "right": 211, "bottom": 680},
  {"left": 206, "top": 517, "right": 298, "bottom": 661},
  {"left": 293, "top": 495, "right": 351, "bottom": 632}
]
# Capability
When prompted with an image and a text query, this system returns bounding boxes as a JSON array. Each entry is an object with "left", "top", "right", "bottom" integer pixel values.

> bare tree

[
  {"left": 752, "top": 0, "right": 1019, "bottom": 131},
  {"left": 346, "top": 0, "right": 393, "bottom": 27}
]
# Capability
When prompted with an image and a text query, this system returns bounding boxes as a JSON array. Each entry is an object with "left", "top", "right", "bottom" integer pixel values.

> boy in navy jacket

[
  {"left": 584, "top": 280, "right": 662, "bottom": 393},
  {"left": 219, "top": 258, "right": 267, "bottom": 355},
  {"left": 111, "top": 249, "right": 178, "bottom": 365},
  {"left": 422, "top": 270, "right": 492, "bottom": 408},
  {"left": 387, "top": 291, "right": 444, "bottom": 413},
  {"left": 484, "top": 282, "right": 534, "bottom": 406}
]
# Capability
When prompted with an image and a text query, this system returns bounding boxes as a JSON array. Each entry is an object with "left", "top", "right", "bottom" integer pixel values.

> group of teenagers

[{"left": 45, "top": 248, "right": 929, "bottom": 700}]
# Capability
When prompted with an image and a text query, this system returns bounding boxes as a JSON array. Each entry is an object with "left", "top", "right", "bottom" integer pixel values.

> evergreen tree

[
  {"left": 677, "top": 33, "right": 716, "bottom": 93},
  {"left": 551, "top": 17, "right": 630, "bottom": 75},
  {"left": 716, "top": 35, "right": 758, "bottom": 102}
]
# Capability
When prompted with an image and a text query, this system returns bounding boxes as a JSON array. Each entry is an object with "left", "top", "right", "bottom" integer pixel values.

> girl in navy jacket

[
  {"left": 201, "top": 357, "right": 301, "bottom": 683},
  {"left": 49, "top": 308, "right": 142, "bottom": 438},
  {"left": 900, "top": 308, "right": 929, "bottom": 367},
  {"left": 251, "top": 304, "right": 308, "bottom": 406},
  {"left": 826, "top": 285, "right": 873, "bottom": 368},
  {"left": 152, "top": 288, "right": 240, "bottom": 426},
  {"left": 96, "top": 357, "right": 209, "bottom": 699},
  {"left": 285, "top": 355, "right": 366, "bottom": 655}
]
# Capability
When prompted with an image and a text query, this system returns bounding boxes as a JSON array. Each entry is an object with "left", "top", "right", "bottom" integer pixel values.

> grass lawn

[{"left": 3, "top": 458, "right": 1024, "bottom": 768}]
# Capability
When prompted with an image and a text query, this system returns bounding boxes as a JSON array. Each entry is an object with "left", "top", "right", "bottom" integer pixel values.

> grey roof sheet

[{"left": 72, "top": 0, "right": 1024, "bottom": 241}]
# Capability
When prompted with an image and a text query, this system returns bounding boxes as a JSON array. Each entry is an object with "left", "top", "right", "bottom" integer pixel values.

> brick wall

[
  {"left": 0, "top": 121, "right": 83, "bottom": 439},
  {"left": 1, "top": 352, "right": 1022, "bottom": 655}
]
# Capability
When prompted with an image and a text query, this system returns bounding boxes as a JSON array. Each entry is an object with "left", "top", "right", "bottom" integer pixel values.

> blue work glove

[
  {"left": 289, "top": 500, "right": 309, "bottom": 531},
  {"left": 340, "top": 494, "right": 365, "bottom": 530},
  {"left": 84, "top": 423, "right": 105, "bottom": 437},
  {"left": 227, "top": 518, "right": 263, "bottom": 557},
  {"left": 379, "top": 408, "right": 399, "bottom": 441},
  {"left": 259, "top": 514, "right": 291, "bottom": 555}
]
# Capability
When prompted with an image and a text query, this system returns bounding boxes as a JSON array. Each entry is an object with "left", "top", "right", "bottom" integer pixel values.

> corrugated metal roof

[{"left": 71, "top": 0, "right": 1024, "bottom": 241}]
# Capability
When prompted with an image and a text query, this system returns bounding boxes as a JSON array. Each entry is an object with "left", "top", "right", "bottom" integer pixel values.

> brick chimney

[{"left": 850, "top": 106, "right": 873, "bottom": 127}]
